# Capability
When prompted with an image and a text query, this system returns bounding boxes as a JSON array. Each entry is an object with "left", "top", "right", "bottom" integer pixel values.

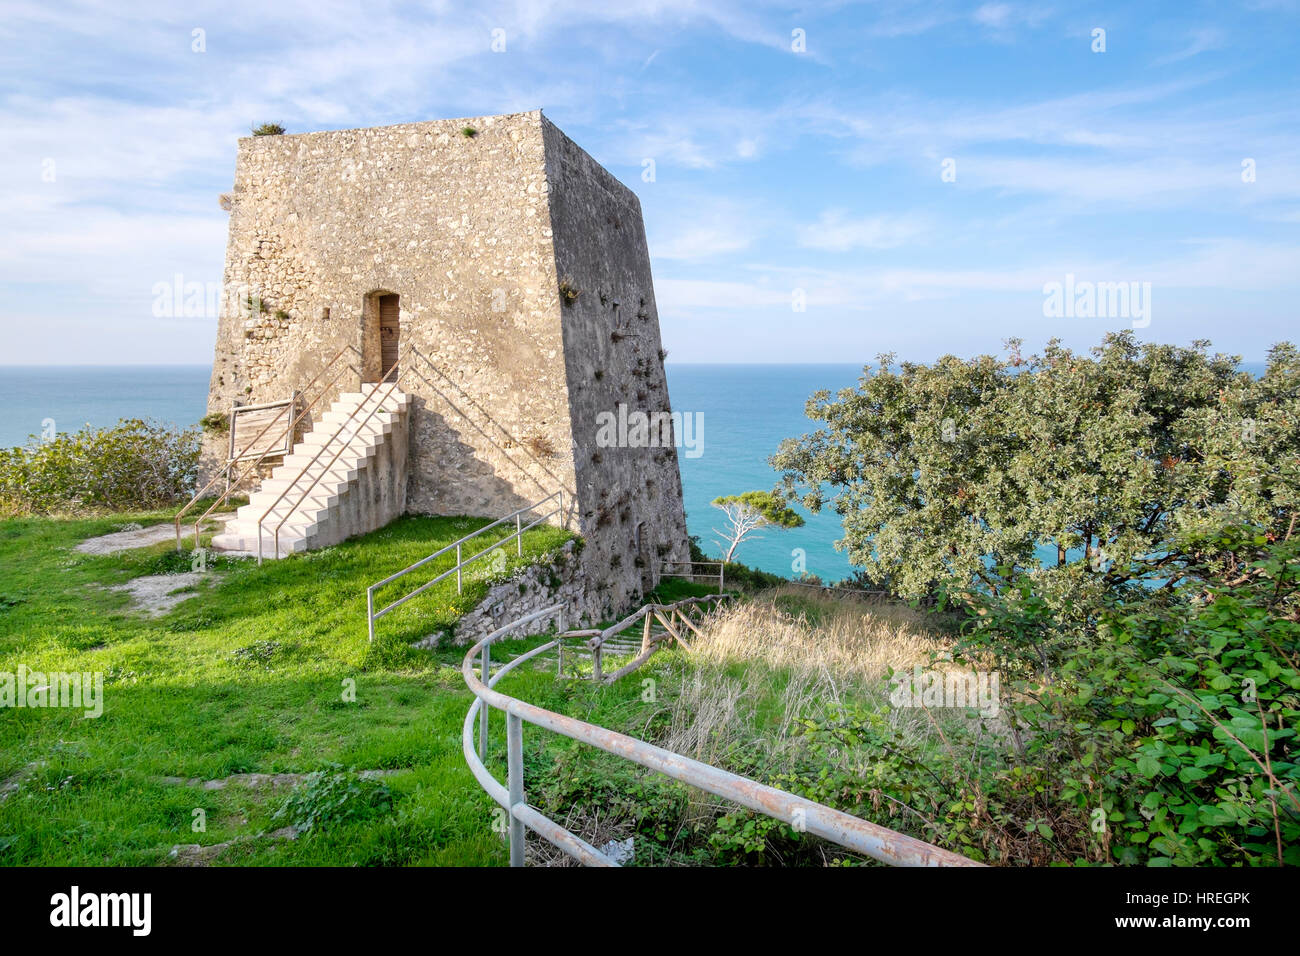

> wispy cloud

[
  {"left": 1152, "top": 27, "right": 1225, "bottom": 65},
  {"left": 796, "top": 211, "right": 930, "bottom": 251},
  {"left": 3, "top": 0, "right": 1298, "bottom": 364}
]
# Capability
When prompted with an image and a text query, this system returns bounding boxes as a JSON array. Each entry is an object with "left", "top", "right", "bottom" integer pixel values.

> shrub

[
  {"left": 252, "top": 122, "right": 285, "bottom": 136},
  {"left": 199, "top": 412, "right": 229, "bottom": 434},
  {"left": 0, "top": 418, "right": 200, "bottom": 516},
  {"left": 944, "top": 524, "right": 1300, "bottom": 865},
  {"left": 558, "top": 277, "right": 580, "bottom": 305},
  {"left": 772, "top": 334, "right": 1300, "bottom": 602}
]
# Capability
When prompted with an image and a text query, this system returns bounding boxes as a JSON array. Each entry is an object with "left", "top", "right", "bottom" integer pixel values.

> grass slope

[{"left": 0, "top": 510, "right": 580, "bottom": 866}]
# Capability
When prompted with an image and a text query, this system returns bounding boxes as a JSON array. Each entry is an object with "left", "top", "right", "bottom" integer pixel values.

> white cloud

[
  {"left": 654, "top": 226, "right": 753, "bottom": 260},
  {"left": 973, "top": 4, "right": 1013, "bottom": 28},
  {"left": 797, "top": 211, "right": 929, "bottom": 251}
]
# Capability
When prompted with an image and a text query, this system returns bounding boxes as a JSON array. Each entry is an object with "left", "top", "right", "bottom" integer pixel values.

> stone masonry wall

[
  {"left": 434, "top": 539, "right": 587, "bottom": 647},
  {"left": 207, "top": 111, "right": 689, "bottom": 621},
  {"left": 207, "top": 111, "right": 575, "bottom": 518},
  {"left": 541, "top": 117, "right": 691, "bottom": 617}
]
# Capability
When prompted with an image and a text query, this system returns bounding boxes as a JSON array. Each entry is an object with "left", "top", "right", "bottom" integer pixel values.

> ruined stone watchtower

[{"left": 205, "top": 110, "right": 690, "bottom": 619}]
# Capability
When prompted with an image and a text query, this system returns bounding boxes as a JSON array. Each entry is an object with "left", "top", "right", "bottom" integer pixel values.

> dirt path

[
  {"left": 76, "top": 515, "right": 234, "bottom": 556},
  {"left": 109, "top": 572, "right": 208, "bottom": 616}
]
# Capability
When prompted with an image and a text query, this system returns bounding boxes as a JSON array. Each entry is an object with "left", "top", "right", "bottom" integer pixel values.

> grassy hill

[{"left": 0, "top": 510, "right": 583, "bottom": 865}]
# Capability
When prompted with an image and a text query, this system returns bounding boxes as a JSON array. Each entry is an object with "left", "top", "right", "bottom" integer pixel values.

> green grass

[
  {"left": 1, "top": 510, "right": 895, "bottom": 867},
  {"left": 0, "top": 509, "right": 581, "bottom": 866}
]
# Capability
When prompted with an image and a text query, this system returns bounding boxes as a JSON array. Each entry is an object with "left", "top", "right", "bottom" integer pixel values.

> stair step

[
  {"left": 310, "top": 425, "right": 390, "bottom": 443},
  {"left": 320, "top": 406, "right": 398, "bottom": 422},
  {"left": 219, "top": 384, "right": 409, "bottom": 560},
  {"left": 279, "top": 452, "right": 369, "bottom": 472},
  {"left": 335, "top": 391, "right": 410, "bottom": 409},
  {"left": 235, "top": 500, "right": 331, "bottom": 523}
]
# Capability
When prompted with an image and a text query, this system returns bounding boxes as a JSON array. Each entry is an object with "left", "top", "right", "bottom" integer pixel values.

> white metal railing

[
  {"left": 366, "top": 491, "right": 564, "bottom": 643},
  {"left": 257, "top": 358, "right": 405, "bottom": 563},
  {"left": 660, "top": 559, "right": 725, "bottom": 593},
  {"left": 175, "top": 343, "right": 364, "bottom": 549},
  {"left": 462, "top": 602, "right": 983, "bottom": 868},
  {"left": 401, "top": 345, "right": 568, "bottom": 505}
]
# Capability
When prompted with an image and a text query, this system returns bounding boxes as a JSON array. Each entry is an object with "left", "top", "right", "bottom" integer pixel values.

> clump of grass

[
  {"left": 252, "top": 122, "right": 286, "bottom": 136},
  {"left": 199, "top": 413, "right": 229, "bottom": 434},
  {"left": 272, "top": 764, "right": 393, "bottom": 833},
  {"left": 230, "top": 640, "right": 281, "bottom": 668},
  {"left": 461, "top": 126, "right": 478, "bottom": 138},
  {"left": 521, "top": 433, "right": 556, "bottom": 459}
]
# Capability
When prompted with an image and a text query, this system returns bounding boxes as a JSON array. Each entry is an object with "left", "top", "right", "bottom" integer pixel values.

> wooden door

[{"left": 379, "top": 294, "right": 400, "bottom": 378}]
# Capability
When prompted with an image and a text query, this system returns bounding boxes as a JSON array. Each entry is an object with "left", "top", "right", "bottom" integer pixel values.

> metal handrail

[
  {"left": 195, "top": 356, "right": 364, "bottom": 549},
  {"left": 174, "top": 343, "right": 362, "bottom": 548},
  {"left": 257, "top": 357, "right": 404, "bottom": 563},
  {"left": 365, "top": 491, "right": 564, "bottom": 643},
  {"left": 462, "top": 602, "right": 983, "bottom": 868},
  {"left": 660, "top": 559, "right": 725, "bottom": 593},
  {"left": 401, "top": 345, "right": 570, "bottom": 506}
]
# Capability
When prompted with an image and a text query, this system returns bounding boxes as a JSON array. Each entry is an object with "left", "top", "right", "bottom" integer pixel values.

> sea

[{"left": 0, "top": 362, "right": 1269, "bottom": 580}]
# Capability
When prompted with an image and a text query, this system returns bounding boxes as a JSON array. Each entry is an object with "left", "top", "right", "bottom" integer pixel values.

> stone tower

[{"left": 205, "top": 110, "right": 690, "bottom": 620}]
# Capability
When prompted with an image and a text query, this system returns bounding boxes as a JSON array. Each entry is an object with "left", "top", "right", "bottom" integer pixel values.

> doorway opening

[{"left": 362, "top": 291, "right": 401, "bottom": 382}]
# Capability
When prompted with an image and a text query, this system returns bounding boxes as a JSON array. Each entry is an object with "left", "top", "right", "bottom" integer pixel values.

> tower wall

[{"left": 206, "top": 111, "right": 689, "bottom": 619}]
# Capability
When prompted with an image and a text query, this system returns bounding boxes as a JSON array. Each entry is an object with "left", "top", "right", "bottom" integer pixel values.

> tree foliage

[
  {"left": 771, "top": 332, "right": 1300, "bottom": 600},
  {"left": 946, "top": 526, "right": 1300, "bottom": 865},
  {"left": 0, "top": 418, "right": 200, "bottom": 516},
  {"left": 711, "top": 490, "right": 805, "bottom": 563}
]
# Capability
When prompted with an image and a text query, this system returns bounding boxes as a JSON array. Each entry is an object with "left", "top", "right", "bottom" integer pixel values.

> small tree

[{"left": 711, "top": 490, "right": 804, "bottom": 562}]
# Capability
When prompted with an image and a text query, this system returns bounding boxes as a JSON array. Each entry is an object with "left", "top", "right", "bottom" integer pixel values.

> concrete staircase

[{"left": 212, "top": 384, "right": 411, "bottom": 558}]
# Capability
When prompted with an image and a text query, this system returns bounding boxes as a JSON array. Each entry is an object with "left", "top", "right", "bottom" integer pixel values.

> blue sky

[{"left": 2, "top": 0, "right": 1297, "bottom": 365}]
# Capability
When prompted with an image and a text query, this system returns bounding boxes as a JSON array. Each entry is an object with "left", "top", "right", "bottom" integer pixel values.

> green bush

[
  {"left": 772, "top": 334, "right": 1300, "bottom": 602},
  {"left": 945, "top": 525, "right": 1300, "bottom": 865},
  {"left": 0, "top": 418, "right": 199, "bottom": 516},
  {"left": 687, "top": 534, "right": 785, "bottom": 592}
]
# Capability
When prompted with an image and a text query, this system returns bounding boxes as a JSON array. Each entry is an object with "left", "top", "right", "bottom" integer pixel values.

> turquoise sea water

[
  {"left": 0, "top": 361, "right": 1270, "bottom": 580},
  {"left": 0, "top": 366, "right": 212, "bottom": 451}
]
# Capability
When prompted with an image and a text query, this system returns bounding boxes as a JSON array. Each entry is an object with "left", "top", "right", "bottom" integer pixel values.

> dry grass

[
  {"left": 654, "top": 587, "right": 954, "bottom": 780},
  {"left": 636, "top": 588, "right": 964, "bottom": 844},
  {"left": 690, "top": 587, "right": 941, "bottom": 688}
]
